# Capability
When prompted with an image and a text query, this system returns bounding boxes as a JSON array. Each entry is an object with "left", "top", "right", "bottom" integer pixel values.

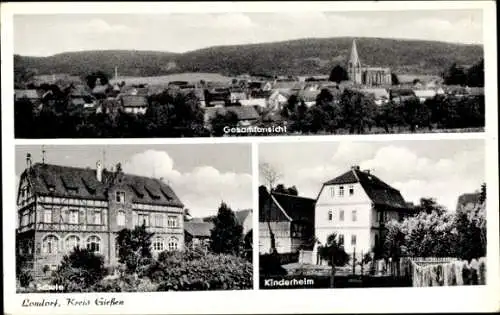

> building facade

[
  {"left": 16, "top": 158, "right": 184, "bottom": 278},
  {"left": 315, "top": 166, "right": 414, "bottom": 256},
  {"left": 259, "top": 186, "right": 316, "bottom": 254},
  {"left": 347, "top": 39, "right": 392, "bottom": 86}
]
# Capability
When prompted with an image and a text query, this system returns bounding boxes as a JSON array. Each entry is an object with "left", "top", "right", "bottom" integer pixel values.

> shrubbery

[
  {"left": 51, "top": 247, "right": 107, "bottom": 292},
  {"left": 143, "top": 250, "right": 253, "bottom": 291}
]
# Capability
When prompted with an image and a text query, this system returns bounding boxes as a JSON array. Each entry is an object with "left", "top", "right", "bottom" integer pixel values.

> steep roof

[
  {"left": 259, "top": 187, "right": 316, "bottom": 222},
  {"left": 456, "top": 192, "right": 481, "bottom": 211},
  {"left": 121, "top": 95, "right": 148, "bottom": 107},
  {"left": 204, "top": 106, "right": 260, "bottom": 121},
  {"left": 184, "top": 221, "right": 214, "bottom": 237},
  {"left": 324, "top": 167, "right": 407, "bottom": 209},
  {"left": 15, "top": 89, "right": 40, "bottom": 100},
  {"left": 234, "top": 209, "right": 252, "bottom": 225},
  {"left": 21, "top": 163, "right": 183, "bottom": 207}
]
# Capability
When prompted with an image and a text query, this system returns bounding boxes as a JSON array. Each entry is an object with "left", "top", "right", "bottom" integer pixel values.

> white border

[{"left": 2, "top": 1, "right": 499, "bottom": 314}]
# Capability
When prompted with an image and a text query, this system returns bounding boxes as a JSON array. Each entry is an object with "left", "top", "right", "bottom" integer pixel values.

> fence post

[{"left": 330, "top": 253, "right": 335, "bottom": 288}]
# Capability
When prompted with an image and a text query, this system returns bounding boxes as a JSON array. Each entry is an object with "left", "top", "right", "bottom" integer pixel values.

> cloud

[
  {"left": 81, "top": 19, "right": 133, "bottom": 34},
  {"left": 262, "top": 141, "right": 485, "bottom": 211},
  {"left": 123, "top": 150, "right": 252, "bottom": 217}
]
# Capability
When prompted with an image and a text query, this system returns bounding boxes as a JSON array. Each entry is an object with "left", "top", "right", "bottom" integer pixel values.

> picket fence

[{"left": 410, "top": 257, "right": 486, "bottom": 287}]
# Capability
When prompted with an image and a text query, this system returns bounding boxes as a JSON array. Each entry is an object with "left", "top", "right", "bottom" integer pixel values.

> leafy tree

[
  {"left": 244, "top": 230, "right": 253, "bottom": 262},
  {"left": 444, "top": 63, "right": 467, "bottom": 86},
  {"left": 479, "top": 183, "right": 486, "bottom": 204},
  {"left": 116, "top": 223, "right": 155, "bottom": 274},
  {"left": 209, "top": 202, "right": 243, "bottom": 255},
  {"left": 210, "top": 111, "right": 239, "bottom": 136},
  {"left": 329, "top": 65, "right": 348, "bottom": 83},
  {"left": 454, "top": 201, "right": 486, "bottom": 261},
  {"left": 340, "top": 89, "right": 376, "bottom": 134},
  {"left": 318, "top": 233, "right": 350, "bottom": 266},
  {"left": 51, "top": 247, "right": 107, "bottom": 292},
  {"left": 86, "top": 71, "right": 110, "bottom": 89},
  {"left": 466, "top": 59, "right": 484, "bottom": 87},
  {"left": 391, "top": 73, "right": 400, "bottom": 85},
  {"left": 417, "top": 197, "right": 447, "bottom": 215}
]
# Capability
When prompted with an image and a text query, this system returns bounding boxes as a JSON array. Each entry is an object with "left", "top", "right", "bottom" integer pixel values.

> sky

[
  {"left": 13, "top": 10, "right": 483, "bottom": 56},
  {"left": 259, "top": 139, "right": 485, "bottom": 212},
  {"left": 15, "top": 144, "right": 252, "bottom": 218}
]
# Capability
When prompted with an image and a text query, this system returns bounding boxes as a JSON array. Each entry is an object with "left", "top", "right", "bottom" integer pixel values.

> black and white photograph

[
  {"left": 259, "top": 139, "right": 487, "bottom": 289},
  {"left": 15, "top": 144, "right": 253, "bottom": 293},
  {"left": 13, "top": 10, "right": 485, "bottom": 138}
]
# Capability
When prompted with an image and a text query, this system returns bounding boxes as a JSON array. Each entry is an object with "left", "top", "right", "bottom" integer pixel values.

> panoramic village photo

[
  {"left": 258, "top": 140, "right": 487, "bottom": 289},
  {"left": 14, "top": 10, "right": 484, "bottom": 138},
  {"left": 15, "top": 144, "right": 253, "bottom": 293}
]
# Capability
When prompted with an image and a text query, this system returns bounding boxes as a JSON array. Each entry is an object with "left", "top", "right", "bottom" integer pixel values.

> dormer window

[
  {"left": 116, "top": 191, "right": 125, "bottom": 203},
  {"left": 339, "top": 186, "right": 345, "bottom": 197},
  {"left": 349, "top": 185, "right": 354, "bottom": 196}
]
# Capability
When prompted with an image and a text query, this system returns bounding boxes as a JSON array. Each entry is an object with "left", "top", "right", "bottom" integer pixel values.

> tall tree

[
  {"left": 443, "top": 63, "right": 467, "bottom": 86},
  {"left": 391, "top": 73, "right": 400, "bottom": 85},
  {"left": 86, "top": 71, "right": 110, "bottom": 89},
  {"left": 329, "top": 65, "right": 349, "bottom": 83},
  {"left": 209, "top": 202, "right": 243, "bottom": 255},
  {"left": 116, "top": 223, "right": 155, "bottom": 274},
  {"left": 466, "top": 59, "right": 484, "bottom": 87},
  {"left": 318, "top": 233, "right": 350, "bottom": 266},
  {"left": 259, "top": 163, "right": 282, "bottom": 253}
]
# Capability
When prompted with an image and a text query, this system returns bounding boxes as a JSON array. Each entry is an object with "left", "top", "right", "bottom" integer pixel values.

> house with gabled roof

[
  {"left": 16, "top": 156, "right": 184, "bottom": 278},
  {"left": 120, "top": 95, "right": 149, "bottom": 114},
  {"left": 315, "top": 165, "right": 415, "bottom": 256},
  {"left": 259, "top": 186, "right": 316, "bottom": 254}
]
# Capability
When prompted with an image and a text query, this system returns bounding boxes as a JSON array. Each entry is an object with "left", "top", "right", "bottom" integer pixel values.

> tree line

[{"left": 281, "top": 88, "right": 484, "bottom": 134}]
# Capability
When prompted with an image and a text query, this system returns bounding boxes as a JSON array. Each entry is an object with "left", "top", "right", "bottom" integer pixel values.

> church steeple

[
  {"left": 349, "top": 39, "right": 361, "bottom": 67},
  {"left": 348, "top": 39, "right": 362, "bottom": 84}
]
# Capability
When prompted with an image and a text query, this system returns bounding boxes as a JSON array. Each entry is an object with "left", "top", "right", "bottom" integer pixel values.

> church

[{"left": 347, "top": 39, "right": 392, "bottom": 86}]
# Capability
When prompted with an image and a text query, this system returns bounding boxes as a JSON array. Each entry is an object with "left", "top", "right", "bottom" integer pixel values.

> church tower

[{"left": 347, "top": 39, "right": 363, "bottom": 84}]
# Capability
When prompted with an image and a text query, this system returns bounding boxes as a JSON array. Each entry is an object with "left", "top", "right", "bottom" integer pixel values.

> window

[
  {"left": 339, "top": 210, "right": 344, "bottom": 221},
  {"left": 168, "top": 237, "right": 179, "bottom": 251},
  {"left": 152, "top": 237, "right": 164, "bottom": 252},
  {"left": 69, "top": 209, "right": 79, "bottom": 224},
  {"left": 92, "top": 210, "right": 102, "bottom": 225},
  {"left": 43, "top": 209, "right": 52, "bottom": 223},
  {"left": 351, "top": 234, "right": 357, "bottom": 246},
  {"left": 116, "top": 191, "right": 125, "bottom": 203},
  {"left": 42, "top": 235, "right": 59, "bottom": 254},
  {"left": 65, "top": 235, "right": 80, "bottom": 252},
  {"left": 328, "top": 210, "right": 333, "bottom": 221},
  {"left": 339, "top": 186, "right": 344, "bottom": 197},
  {"left": 21, "top": 213, "right": 29, "bottom": 226},
  {"left": 116, "top": 211, "right": 126, "bottom": 226},
  {"left": 86, "top": 236, "right": 101, "bottom": 253},
  {"left": 154, "top": 214, "right": 164, "bottom": 227},
  {"left": 167, "top": 216, "right": 178, "bottom": 228},
  {"left": 138, "top": 213, "right": 149, "bottom": 226},
  {"left": 349, "top": 185, "right": 354, "bottom": 196},
  {"left": 352, "top": 210, "right": 357, "bottom": 222},
  {"left": 330, "top": 187, "right": 335, "bottom": 198},
  {"left": 338, "top": 234, "right": 344, "bottom": 245}
]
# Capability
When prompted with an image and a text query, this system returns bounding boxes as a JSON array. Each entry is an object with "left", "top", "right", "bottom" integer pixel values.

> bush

[
  {"left": 144, "top": 249, "right": 252, "bottom": 291},
  {"left": 51, "top": 247, "right": 107, "bottom": 292},
  {"left": 19, "top": 270, "right": 33, "bottom": 288},
  {"left": 93, "top": 275, "right": 158, "bottom": 292}
]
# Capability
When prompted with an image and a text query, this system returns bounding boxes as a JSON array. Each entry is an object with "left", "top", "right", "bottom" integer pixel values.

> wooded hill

[{"left": 15, "top": 37, "right": 483, "bottom": 78}]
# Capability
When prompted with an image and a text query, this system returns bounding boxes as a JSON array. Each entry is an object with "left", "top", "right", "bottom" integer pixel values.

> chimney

[
  {"left": 351, "top": 165, "right": 360, "bottom": 171},
  {"left": 96, "top": 160, "right": 103, "bottom": 182},
  {"left": 26, "top": 153, "right": 32, "bottom": 169}
]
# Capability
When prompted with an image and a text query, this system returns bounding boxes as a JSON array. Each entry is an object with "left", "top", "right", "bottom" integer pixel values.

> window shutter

[
  {"left": 79, "top": 209, "right": 85, "bottom": 225},
  {"left": 103, "top": 209, "right": 108, "bottom": 226}
]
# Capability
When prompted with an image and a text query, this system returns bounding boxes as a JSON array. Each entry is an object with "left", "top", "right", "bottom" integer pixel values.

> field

[{"left": 109, "top": 72, "right": 234, "bottom": 85}]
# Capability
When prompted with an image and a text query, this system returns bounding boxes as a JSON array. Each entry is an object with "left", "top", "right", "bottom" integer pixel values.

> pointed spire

[{"left": 349, "top": 39, "right": 361, "bottom": 67}]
